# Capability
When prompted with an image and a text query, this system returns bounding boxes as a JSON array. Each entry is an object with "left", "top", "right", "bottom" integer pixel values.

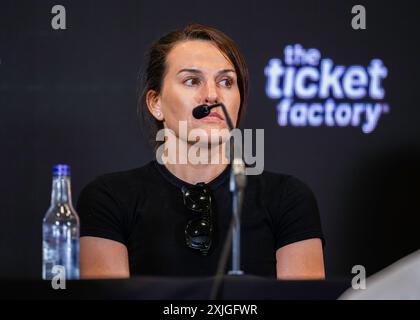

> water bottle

[{"left": 42, "top": 164, "right": 80, "bottom": 280}]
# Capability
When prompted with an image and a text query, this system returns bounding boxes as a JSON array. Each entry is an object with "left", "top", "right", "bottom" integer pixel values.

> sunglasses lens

[
  {"left": 183, "top": 189, "right": 210, "bottom": 212},
  {"left": 185, "top": 218, "right": 212, "bottom": 250}
]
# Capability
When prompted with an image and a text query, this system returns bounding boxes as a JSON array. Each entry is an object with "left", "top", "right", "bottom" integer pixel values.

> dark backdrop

[{"left": 1, "top": 0, "right": 419, "bottom": 279}]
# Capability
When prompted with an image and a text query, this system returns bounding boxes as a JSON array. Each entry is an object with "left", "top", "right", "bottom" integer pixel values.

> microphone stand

[
  {"left": 193, "top": 103, "right": 247, "bottom": 299},
  {"left": 228, "top": 155, "right": 246, "bottom": 275},
  {"left": 210, "top": 103, "right": 247, "bottom": 276}
]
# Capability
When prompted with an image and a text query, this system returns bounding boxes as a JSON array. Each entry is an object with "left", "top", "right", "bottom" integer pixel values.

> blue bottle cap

[{"left": 53, "top": 164, "right": 71, "bottom": 176}]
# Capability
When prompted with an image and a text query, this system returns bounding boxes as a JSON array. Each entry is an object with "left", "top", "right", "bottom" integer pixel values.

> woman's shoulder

[
  {"left": 251, "top": 169, "right": 308, "bottom": 187},
  {"left": 249, "top": 169, "right": 317, "bottom": 202},
  {"left": 80, "top": 161, "right": 157, "bottom": 195}
]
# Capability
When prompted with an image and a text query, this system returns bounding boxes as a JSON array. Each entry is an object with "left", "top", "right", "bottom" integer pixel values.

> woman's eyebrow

[
  {"left": 216, "top": 69, "right": 236, "bottom": 76},
  {"left": 176, "top": 68, "right": 236, "bottom": 76},
  {"left": 176, "top": 68, "right": 202, "bottom": 76}
]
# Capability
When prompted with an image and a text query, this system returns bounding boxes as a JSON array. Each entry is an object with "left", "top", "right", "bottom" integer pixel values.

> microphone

[{"left": 192, "top": 104, "right": 212, "bottom": 119}]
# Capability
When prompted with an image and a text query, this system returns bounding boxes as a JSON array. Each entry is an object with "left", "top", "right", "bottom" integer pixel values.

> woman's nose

[{"left": 203, "top": 81, "right": 219, "bottom": 104}]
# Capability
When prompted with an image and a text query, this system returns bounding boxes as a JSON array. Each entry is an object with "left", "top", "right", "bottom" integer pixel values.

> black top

[{"left": 76, "top": 161, "right": 325, "bottom": 278}]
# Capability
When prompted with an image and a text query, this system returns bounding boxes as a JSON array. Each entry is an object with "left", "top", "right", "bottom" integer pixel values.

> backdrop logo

[{"left": 264, "top": 44, "right": 390, "bottom": 133}]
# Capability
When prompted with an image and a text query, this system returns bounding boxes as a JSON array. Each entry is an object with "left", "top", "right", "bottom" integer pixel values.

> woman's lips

[{"left": 203, "top": 111, "right": 224, "bottom": 120}]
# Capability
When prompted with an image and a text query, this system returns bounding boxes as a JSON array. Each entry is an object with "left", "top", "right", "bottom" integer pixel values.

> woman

[{"left": 77, "top": 23, "right": 325, "bottom": 279}]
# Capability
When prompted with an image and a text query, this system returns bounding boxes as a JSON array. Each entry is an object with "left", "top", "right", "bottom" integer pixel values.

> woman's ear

[{"left": 146, "top": 90, "right": 164, "bottom": 121}]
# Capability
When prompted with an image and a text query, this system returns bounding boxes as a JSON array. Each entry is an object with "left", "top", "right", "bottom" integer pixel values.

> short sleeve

[
  {"left": 76, "top": 177, "right": 127, "bottom": 245},
  {"left": 267, "top": 175, "right": 325, "bottom": 250}
]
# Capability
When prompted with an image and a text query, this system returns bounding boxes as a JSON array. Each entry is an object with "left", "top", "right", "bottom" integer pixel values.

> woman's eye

[
  {"left": 220, "top": 78, "right": 233, "bottom": 87},
  {"left": 184, "top": 78, "right": 200, "bottom": 86}
]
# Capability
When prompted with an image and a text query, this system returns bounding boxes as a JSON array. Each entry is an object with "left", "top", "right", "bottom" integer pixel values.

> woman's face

[{"left": 148, "top": 40, "right": 241, "bottom": 145}]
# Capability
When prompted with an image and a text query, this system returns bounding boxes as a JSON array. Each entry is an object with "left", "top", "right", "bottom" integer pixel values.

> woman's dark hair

[{"left": 138, "top": 23, "right": 249, "bottom": 150}]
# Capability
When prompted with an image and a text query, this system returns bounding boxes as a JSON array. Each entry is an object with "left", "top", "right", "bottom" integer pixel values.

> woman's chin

[{"left": 190, "top": 126, "right": 230, "bottom": 144}]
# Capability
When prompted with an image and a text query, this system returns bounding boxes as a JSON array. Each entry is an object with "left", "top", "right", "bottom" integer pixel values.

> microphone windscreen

[{"left": 192, "top": 104, "right": 210, "bottom": 119}]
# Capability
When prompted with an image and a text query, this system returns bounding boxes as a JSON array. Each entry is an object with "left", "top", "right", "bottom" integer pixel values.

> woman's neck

[{"left": 164, "top": 162, "right": 228, "bottom": 185}]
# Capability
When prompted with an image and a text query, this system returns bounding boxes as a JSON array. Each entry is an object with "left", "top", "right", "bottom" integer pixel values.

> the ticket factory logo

[{"left": 264, "top": 44, "right": 389, "bottom": 133}]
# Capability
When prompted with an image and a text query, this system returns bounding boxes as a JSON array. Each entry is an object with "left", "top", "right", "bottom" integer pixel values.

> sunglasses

[{"left": 182, "top": 182, "right": 213, "bottom": 255}]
